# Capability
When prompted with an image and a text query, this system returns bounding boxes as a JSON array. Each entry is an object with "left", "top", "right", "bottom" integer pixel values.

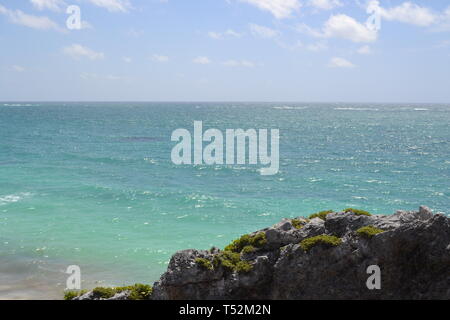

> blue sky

[{"left": 0, "top": 0, "right": 449, "bottom": 102}]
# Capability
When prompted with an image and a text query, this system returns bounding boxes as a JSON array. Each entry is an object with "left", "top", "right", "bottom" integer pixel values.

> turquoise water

[{"left": 0, "top": 102, "right": 449, "bottom": 298}]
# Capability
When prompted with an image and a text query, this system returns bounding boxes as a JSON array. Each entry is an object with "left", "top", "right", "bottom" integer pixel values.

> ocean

[{"left": 0, "top": 102, "right": 449, "bottom": 299}]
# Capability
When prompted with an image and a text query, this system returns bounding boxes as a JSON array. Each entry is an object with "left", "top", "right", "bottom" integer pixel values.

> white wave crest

[{"left": 0, "top": 193, "right": 31, "bottom": 206}]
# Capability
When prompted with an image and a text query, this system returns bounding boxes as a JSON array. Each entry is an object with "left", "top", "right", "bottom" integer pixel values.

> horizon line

[{"left": 1, "top": 100, "right": 450, "bottom": 105}]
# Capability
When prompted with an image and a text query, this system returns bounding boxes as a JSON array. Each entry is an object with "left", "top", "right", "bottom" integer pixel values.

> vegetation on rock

[
  {"left": 64, "top": 290, "right": 87, "bottom": 300},
  {"left": 241, "top": 245, "right": 256, "bottom": 254},
  {"left": 291, "top": 218, "right": 308, "bottom": 229},
  {"left": 224, "top": 232, "right": 267, "bottom": 253},
  {"left": 344, "top": 208, "right": 372, "bottom": 216},
  {"left": 195, "top": 257, "right": 214, "bottom": 270},
  {"left": 195, "top": 233, "right": 268, "bottom": 274},
  {"left": 125, "top": 284, "right": 153, "bottom": 300},
  {"left": 300, "top": 235, "right": 342, "bottom": 251},
  {"left": 213, "top": 250, "right": 253, "bottom": 273},
  {"left": 308, "top": 210, "right": 334, "bottom": 220},
  {"left": 64, "top": 284, "right": 152, "bottom": 300},
  {"left": 356, "top": 226, "right": 384, "bottom": 238}
]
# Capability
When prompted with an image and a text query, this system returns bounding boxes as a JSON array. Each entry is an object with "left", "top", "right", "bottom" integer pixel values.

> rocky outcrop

[
  {"left": 151, "top": 206, "right": 450, "bottom": 300},
  {"left": 75, "top": 206, "right": 450, "bottom": 300}
]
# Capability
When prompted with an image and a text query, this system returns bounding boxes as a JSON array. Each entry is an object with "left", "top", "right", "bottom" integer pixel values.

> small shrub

[
  {"left": 64, "top": 290, "right": 87, "bottom": 300},
  {"left": 199, "top": 231, "right": 267, "bottom": 274},
  {"left": 308, "top": 210, "right": 334, "bottom": 220},
  {"left": 224, "top": 232, "right": 267, "bottom": 253},
  {"left": 235, "top": 261, "right": 253, "bottom": 273},
  {"left": 64, "top": 291, "right": 79, "bottom": 300},
  {"left": 356, "top": 226, "right": 384, "bottom": 239},
  {"left": 300, "top": 235, "right": 342, "bottom": 252},
  {"left": 64, "top": 284, "right": 152, "bottom": 300},
  {"left": 195, "top": 257, "right": 214, "bottom": 270},
  {"left": 87, "top": 284, "right": 153, "bottom": 300},
  {"left": 241, "top": 245, "right": 256, "bottom": 254},
  {"left": 344, "top": 208, "right": 371, "bottom": 216},
  {"left": 291, "top": 218, "right": 307, "bottom": 229},
  {"left": 213, "top": 251, "right": 241, "bottom": 270},
  {"left": 124, "top": 284, "right": 153, "bottom": 300},
  {"left": 92, "top": 287, "right": 116, "bottom": 299},
  {"left": 213, "top": 251, "right": 253, "bottom": 273}
]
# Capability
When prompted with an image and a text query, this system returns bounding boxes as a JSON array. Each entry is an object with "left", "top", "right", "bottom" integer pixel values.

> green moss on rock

[
  {"left": 213, "top": 251, "right": 253, "bottom": 273},
  {"left": 235, "top": 260, "right": 253, "bottom": 273},
  {"left": 195, "top": 257, "right": 214, "bottom": 270},
  {"left": 65, "top": 284, "right": 152, "bottom": 300},
  {"left": 344, "top": 208, "right": 372, "bottom": 216},
  {"left": 64, "top": 290, "right": 87, "bottom": 300},
  {"left": 356, "top": 226, "right": 384, "bottom": 238},
  {"left": 241, "top": 245, "right": 256, "bottom": 254},
  {"left": 224, "top": 232, "right": 267, "bottom": 253},
  {"left": 308, "top": 210, "right": 334, "bottom": 220},
  {"left": 122, "top": 284, "right": 153, "bottom": 300},
  {"left": 92, "top": 287, "right": 116, "bottom": 299},
  {"left": 213, "top": 251, "right": 240, "bottom": 270},
  {"left": 300, "top": 235, "right": 342, "bottom": 251},
  {"left": 291, "top": 218, "right": 308, "bottom": 229}
]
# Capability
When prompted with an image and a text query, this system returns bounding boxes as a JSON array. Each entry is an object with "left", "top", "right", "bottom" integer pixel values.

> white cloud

[
  {"left": 249, "top": 23, "right": 279, "bottom": 38},
  {"left": 328, "top": 57, "right": 355, "bottom": 68},
  {"left": 357, "top": 45, "right": 371, "bottom": 54},
  {"left": 63, "top": 44, "right": 105, "bottom": 60},
  {"left": 151, "top": 54, "right": 169, "bottom": 62},
  {"left": 298, "top": 14, "right": 378, "bottom": 43},
  {"left": 0, "top": 5, "right": 60, "bottom": 31},
  {"left": 309, "top": 0, "right": 342, "bottom": 11},
  {"left": 370, "top": 1, "right": 437, "bottom": 27},
  {"left": 239, "top": 0, "right": 300, "bottom": 19},
  {"left": 323, "top": 14, "right": 378, "bottom": 42},
  {"left": 30, "top": 0, "right": 65, "bottom": 11},
  {"left": 87, "top": 0, "right": 131, "bottom": 12},
  {"left": 12, "top": 65, "right": 26, "bottom": 72},
  {"left": 193, "top": 56, "right": 211, "bottom": 64},
  {"left": 222, "top": 60, "right": 255, "bottom": 67},
  {"left": 208, "top": 29, "right": 242, "bottom": 39},
  {"left": 123, "top": 57, "right": 132, "bottom": 63},
  {"left": 366, "top": 2, "right": 450, "bottom": 31},
  {"left": 223, "top": 29, "right": 241, "bottom": 37},
  {"left": 208, "top": 32, "right": 222, "bottom": 40}
]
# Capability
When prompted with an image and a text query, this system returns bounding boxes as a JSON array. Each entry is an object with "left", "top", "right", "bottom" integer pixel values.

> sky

[{"left": 0, "top": 0, "right": 450, "bottom": 102}]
